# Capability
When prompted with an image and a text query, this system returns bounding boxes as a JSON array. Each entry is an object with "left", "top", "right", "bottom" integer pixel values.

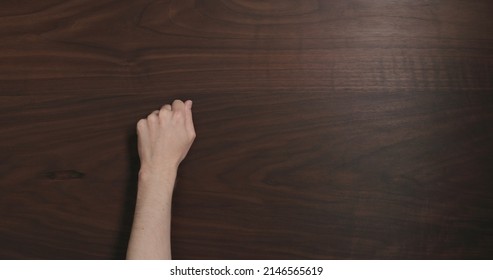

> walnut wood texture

[{"left": 1, "top": 0, "right": 492, "bottom": 259}]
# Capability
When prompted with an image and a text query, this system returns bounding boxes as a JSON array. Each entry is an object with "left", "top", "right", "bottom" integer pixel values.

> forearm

[
  {"left": 126, "top": 167, "right": 177, "bottom": 259},
  {"left": 128, "top": 99, "right": 195, "bottom": 259}
]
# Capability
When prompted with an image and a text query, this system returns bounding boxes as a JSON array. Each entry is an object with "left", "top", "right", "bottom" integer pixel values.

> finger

[
  {"left": 136, "top": 120, "right": 148, "bottom": 159},
  {"left": 185, "top": 100, "right": 193, "bottom": 110},
  {"left": 136, "top": 119, "right": 149, "bottom": 151},
  {"left": 136, "top": 119, "right": 147, "bottom": 134},
  {"left": 184, "top": 100, "right": 195, "bottom": 136},
  {"left": 162, "top": 104, "right": 172, "bottom": 111},
  {"left": 172, "top": 99, "right": 185, "bottom": 112},
  {"left": 147, "top": 110, "right": 160, "bottom": 123}
]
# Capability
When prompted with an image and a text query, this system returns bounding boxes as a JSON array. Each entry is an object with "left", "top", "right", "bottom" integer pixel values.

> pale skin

[{"left": 126, "top": 99, "right": 196, "bottom": 260}]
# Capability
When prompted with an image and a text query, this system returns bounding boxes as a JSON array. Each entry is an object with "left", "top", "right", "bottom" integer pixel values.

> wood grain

[{"left": 0, "top": 0, "right": 492, "bottom": 259}]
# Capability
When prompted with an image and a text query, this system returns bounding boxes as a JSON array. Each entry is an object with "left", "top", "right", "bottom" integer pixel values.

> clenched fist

[{"left": 136, "top": 99, "right": 196, "bottom": 175}]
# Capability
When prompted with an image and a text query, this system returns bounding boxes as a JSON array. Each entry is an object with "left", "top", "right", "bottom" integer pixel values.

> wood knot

[{"left": 44, "top": 170, "right": 85, "bottom": 180}]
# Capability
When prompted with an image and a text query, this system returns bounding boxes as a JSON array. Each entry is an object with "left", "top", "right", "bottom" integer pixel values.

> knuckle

[
  {"left": 172, "top": 99, "right": 184, "bottom": 109},
  {"left": 137, "top": 119, "right": 146, "bottom": 128},
  {"left": 147, "top": 113, "right": 158, "bottom": 122},
  {"left": 159, "top": 108, "right": 168, "bottom": 116},
  {"left": 174, "top": 111, "right": 185, "bottom": 120}
]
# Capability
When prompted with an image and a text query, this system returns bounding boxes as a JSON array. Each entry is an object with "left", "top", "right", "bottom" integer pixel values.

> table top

[{"left": 0, "top": 0, "right": 492, "bottom": 259}]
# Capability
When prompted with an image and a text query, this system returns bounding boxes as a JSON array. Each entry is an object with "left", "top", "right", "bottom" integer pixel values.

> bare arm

[{"left": 126, "top": 99, "right": 196, "bottom": 260}]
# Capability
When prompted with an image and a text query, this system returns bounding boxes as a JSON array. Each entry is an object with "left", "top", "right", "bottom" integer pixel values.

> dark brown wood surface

[{"left": 1, "top": 0, "right": 492, "bottom": 259}]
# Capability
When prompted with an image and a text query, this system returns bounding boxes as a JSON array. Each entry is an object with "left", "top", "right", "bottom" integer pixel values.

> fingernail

[{"left": 188, "top": 100, "right": 193, "bottom": 109}]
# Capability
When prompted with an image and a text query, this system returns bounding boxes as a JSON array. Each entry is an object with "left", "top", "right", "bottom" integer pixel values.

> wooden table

[{"left": 1, "top": 0, "right": 492, "bottom": 259}]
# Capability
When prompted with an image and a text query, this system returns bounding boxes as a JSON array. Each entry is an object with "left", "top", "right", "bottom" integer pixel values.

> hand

[{"left": 136, "top": 99, "right": 196, "bottom": 175}]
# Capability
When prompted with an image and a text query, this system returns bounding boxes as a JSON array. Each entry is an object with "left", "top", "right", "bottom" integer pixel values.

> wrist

[
  {"left": 138, "top": 166, "right": 178, "bottom": 192},
  {"left": 139, "top": 163, "right": 178, "bottom": 180}
]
